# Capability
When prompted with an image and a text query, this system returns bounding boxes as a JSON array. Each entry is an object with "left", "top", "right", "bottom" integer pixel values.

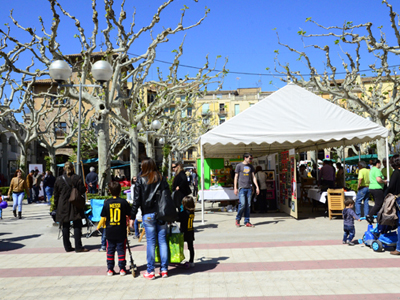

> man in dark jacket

[
  {"left": 43, "top": 170, "right": 56, "bottom": 205},
  {"left": 86, "top": 167, "right": 98, "bottom": 194}
]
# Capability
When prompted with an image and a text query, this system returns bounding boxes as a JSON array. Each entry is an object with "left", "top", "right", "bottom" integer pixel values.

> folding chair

[
  {"left": 84, "top": 199, "right": 105, "bottom": 238},
  {"left": 327, "top": 188, "right": 345, "bottom": 220}
]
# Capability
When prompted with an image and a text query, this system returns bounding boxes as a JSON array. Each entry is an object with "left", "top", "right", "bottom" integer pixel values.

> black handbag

[{"left": 156, "top": 178, "right": 178, "bottom": 222}]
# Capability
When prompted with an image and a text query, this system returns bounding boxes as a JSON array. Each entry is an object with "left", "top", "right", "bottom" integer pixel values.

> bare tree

[
  {"left": 274, "top": 0, "right": 400, "bottom": 160},
  {"left": 1, "top": 0, "right": 226, "bottom": 191}
]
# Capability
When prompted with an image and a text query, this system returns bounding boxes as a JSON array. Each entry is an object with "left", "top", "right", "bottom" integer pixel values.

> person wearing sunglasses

[
  {"left": 234, "top": 153, "right": 259, "bottom": 228},
  {"left": 172, "top": 162, "right": 192, "bottom": 210}
]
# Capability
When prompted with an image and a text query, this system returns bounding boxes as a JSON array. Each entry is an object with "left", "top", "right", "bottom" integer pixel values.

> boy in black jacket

[{"left": 100, "top": 181, "right": 131, "bottom": 276}]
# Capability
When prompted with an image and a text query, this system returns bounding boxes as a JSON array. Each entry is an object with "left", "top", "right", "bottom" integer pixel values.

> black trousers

[
  {"left": 62, "top": 220, "right": 83, "bottom": 252},
  {"left": 186, "top": 240, "right": 195, "bottom": 263},
  {"left": 107, "top": 238, "right": 126, "bottom": 271},
  {"left": 369, "top": 189, "right": 384, "bottom": 217}
]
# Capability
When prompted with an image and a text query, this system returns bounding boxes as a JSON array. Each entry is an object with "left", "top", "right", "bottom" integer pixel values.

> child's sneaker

[
  {"left": 342, "top": 241, "right": 348, "bottom": 244},
  {"left": 235, "top": 220, "right": 240, "bottom": 227},
  {"left": 159, "top": 271, "right": 168, "bottom": 278},
  {"left": 107, "top": 270, "right": 114, "bottom": 276},
  {"left": 120, "top": 269, "right": 126, "bottom": 276},
  {"left": 98, "top": 247, "right": 106, "bottom": 252},
  {"left": 348, "top": 241, "right": 355, "bottom": 246},
  {"left": 143, "top": 271, "right": 155, "bottom": 280}
]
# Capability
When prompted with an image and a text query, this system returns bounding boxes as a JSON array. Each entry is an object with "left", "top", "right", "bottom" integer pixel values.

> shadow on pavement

[
  {"left": 0, "top": 234, "right": 41, "bottom": 252},
  {"left": 253, "top": 220, "right": 281, "bottom": 226},
  {"left": 170, "top": 256, "right": 229, "bottom": 276}
]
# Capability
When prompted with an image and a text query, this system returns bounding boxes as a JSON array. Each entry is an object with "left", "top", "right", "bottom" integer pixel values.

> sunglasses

[{"left": 172, "top": 165, "right": 177, "bottom": 168}]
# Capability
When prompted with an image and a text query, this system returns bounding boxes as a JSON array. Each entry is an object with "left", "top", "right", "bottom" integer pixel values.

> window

[
  {"left": 219, "top": 103, "right": 225, "bottom": 114},
  {"left": 181, "top": 109, "right": 186, "bottom": 118},
  {"left": 180, "top": 95, "right": 186, "bottom": 102},
  {"left": 250, "top": 103, "right": 255, "bottom": 107},
  {"left": 187, "top": 107, "right": 192, "bottom": 117},
  {"left": 203, "top": 118, "right": 210, "bottom": 125},
  {"left": 164, "top": 107, "right": 169, "bottom": 114},
  {"left": 234, "top": 104, "right": 240, "bottom": 116},
  {"left": 170, "top": 107, "right": 175, "bottom": 113},
  {"left": 219, "top": 117, "right": 225, "bottom": 124},
  {"left": 202, "top": 103, "right": 209, "bottom": 115},
  {"left": 147, "top": 92, "right": 156, "bottom": 103},
  {"left": 55, "top": 122, "right": 67, "bottom": 138},
  {"left": 188, "top": 149, "right": 193, "bottom": 159}
]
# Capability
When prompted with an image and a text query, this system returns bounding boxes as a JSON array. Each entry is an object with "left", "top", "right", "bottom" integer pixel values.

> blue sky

[{"left": 0, "top": 0, "right": 398, "bottom": 94}]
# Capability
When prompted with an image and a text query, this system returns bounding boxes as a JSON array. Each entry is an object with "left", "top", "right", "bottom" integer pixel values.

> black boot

[
  {"left": 18, "top": 212, "right": 22, "bottom": 219},
  {"left": 13, "top": 210, "right": 16, "bottom": 218}
]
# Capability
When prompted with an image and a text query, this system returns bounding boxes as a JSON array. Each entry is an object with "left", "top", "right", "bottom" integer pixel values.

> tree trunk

[
  {"left": 97, "top": 114, "right": 111, "bottom": 195},
  {"left": 48, "top": 148, "right": 56, "bottom": 175},
  {"left": 18, "top": 147, "right": 28, "bottom": 175},
  {"left": 146, "top": 134, "right": 155, "bottom": 160},
  {"left": 129, "top": 127, "right": 139, "bottom": 178},
  {"left": 168, "top": 153, "right": 172, "bottom": 179},
  {"left": 375, "top": 119, "right": 388, "bottom": 162}
]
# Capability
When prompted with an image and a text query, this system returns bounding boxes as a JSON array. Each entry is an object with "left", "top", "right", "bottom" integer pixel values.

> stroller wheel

[{"left": 372, "top": 240, "right": 383, "bottom": 252}]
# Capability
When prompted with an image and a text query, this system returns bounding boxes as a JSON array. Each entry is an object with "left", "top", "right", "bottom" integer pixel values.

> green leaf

[
  {"left": 265, "top": 67, "right": 270, "bottom": 71},
  {"left": 274, "top": 50, "right": 279, "bottom": 54},
  {"left": 272, "top": 27, "right": 276, "bottom": 30},
  {"left": 305, "top": 17, "right": 312, "bottom": 22},
  {"left": 217, "top": 55, "right": 221, "bottom": 58},
  {"left": 297, "top": 30, "right": 306, "bottom": 36},
  {"left": 334, "top": 39, "right": 340, "bottom": 45},
  {"left": 171, "top": 49, "right": 178, "bottom": 53}
]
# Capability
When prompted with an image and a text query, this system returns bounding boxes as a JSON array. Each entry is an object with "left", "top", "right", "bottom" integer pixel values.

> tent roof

[{"left": 200, "top": 84, "right": 388, "bottom": 157}]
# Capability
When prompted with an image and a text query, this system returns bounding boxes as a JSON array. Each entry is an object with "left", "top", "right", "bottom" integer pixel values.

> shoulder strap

[{"left": 62, "top": 175, "right": 71, "bottom": 188}]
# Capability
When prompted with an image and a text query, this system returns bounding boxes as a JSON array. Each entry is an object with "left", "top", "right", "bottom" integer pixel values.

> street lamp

[{"left": 49, "top": 59, "right": 113, "bottom": 175}]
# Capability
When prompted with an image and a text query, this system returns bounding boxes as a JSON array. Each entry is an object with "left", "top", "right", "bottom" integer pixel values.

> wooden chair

[{"left": 327, "top": 188, "right": 345, "bottom": 220}]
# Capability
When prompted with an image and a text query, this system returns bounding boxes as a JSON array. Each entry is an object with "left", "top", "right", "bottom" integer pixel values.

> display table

[
  {"left": 199, "top": 187, "right": 238, "bottom": 203},
  {"left": 307, "top": 189, "right": 356, "bottom": 204}
]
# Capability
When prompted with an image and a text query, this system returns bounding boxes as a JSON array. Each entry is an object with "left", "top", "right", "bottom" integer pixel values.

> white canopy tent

[{"left": 198, "top": 83, "right": 389, "bottom": 223}]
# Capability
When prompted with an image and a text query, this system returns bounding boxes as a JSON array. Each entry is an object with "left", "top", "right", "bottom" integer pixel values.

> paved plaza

[{"left": 1, "top": 201, "right": 400, "bottom": 299}]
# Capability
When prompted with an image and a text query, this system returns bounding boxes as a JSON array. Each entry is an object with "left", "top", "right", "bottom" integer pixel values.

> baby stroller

[{"left": 358, "top": 216, "right": 398, "bottom": 252}]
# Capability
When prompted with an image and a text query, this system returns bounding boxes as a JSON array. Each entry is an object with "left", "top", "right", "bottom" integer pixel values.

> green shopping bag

[{"left": 155, "top": 232, "right": 185, "bottom": 263}]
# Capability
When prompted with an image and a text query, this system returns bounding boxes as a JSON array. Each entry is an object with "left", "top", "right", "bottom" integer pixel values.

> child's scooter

[{"left": 358, "top": 216, "right": 398, "bottom": 252}]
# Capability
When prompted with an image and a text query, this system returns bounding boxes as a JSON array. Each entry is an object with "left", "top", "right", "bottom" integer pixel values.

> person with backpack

[
  {"left": 53, "top": 162, "right": 88, "bottom": 253},
  {"left": 129, "top": 158, "right": 171, "bottom": 279},
  {"left": 383, "top": 154, "right": 400, "bottom": 256}
]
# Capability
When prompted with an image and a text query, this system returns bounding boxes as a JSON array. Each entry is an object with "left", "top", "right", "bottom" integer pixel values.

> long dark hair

[{"left": 141, "top": 158, "right": 161, "bottom": 184}]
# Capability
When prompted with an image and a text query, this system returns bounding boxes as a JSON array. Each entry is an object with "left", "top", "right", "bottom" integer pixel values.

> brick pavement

[{"left": 1, "top": 201, "right": 400, "bottom": 299}]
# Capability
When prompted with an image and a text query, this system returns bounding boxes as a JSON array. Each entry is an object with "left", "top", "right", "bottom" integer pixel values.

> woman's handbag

[{"left": 155, "top": 178, "right": 178, "bottom": 222}]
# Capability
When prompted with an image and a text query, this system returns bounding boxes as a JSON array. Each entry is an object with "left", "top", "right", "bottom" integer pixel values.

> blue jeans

[
  {"left": 0, "top": 208, "right": 2, "bottom": 218},
  {"left": 134, "top": 219, "right": 140, "bottom": 237},
  {"left": 28, "top": 188, "right": 33, "bottom": 204},
  {"left": 355, "top": 187, "right": 370, "bottom": 217},
  {"left": 236, "top": 188, "right": 252, "bottom": 224},
  {"left": 33, "top": 186, "right": 40, "bottom": 202},
  {"left": 101, "top": 228, "right": 106, "bottom": 248},
  {"left": 12, "top": 192, "right": 24, "bottom": 212},
  {"left": 88, "top": 186, "right": 97, "bottom": 194},
  {"left": 45, "top": 187, "right": 54, "bottom": 204},
  {"left": 343, "top": 225, "right": 355, "bottom": 242},
  {"left": 142, "top": 212, "right": 168, "bottom": 273}
]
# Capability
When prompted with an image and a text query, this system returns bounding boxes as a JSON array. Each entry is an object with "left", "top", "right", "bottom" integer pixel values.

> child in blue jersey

[
  {"left": 100, "top": 181, "right": 131, "bottom": 276},
  {"left": 178, "top": 196, "right": 195, "bottom": 267},
  {"left": 343, "top": 197, "right": 361, "bottom": 246}
]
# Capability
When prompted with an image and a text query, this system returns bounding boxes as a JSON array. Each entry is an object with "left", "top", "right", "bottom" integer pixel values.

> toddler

[
  {"left": 178, "top": 196, "right": 195, "bottom": 267},
  {"left": 343, "top": 197, "right": 361, "bottom": 246}
]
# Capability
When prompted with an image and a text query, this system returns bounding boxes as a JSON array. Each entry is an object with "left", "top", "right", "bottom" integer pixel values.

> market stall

[{"left": 198, "top": 83, "right": 389, "bottom": 223}]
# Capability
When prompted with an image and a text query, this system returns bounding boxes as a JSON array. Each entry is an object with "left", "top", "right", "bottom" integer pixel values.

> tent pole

[
  {"left": 343, "top": 140, "right": 346, "bottom": 188},
  {"left": 359, "top": 144, "right": 361, "bottom": 162},
  {"left": 386, "top": 137, "right": 390, "bottom": 183},
  {"left": 200, "top": 142, "right": 205, "bottom": 225}
]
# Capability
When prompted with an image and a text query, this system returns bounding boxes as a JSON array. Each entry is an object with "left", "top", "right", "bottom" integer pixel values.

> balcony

[{"left": 218, "top": 109, "right": 227, "bottom": 116}]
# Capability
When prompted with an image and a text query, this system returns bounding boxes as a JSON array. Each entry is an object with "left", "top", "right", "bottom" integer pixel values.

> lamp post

[{"left": 49, "top": 60, "right": 113, "bottom": 175}]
